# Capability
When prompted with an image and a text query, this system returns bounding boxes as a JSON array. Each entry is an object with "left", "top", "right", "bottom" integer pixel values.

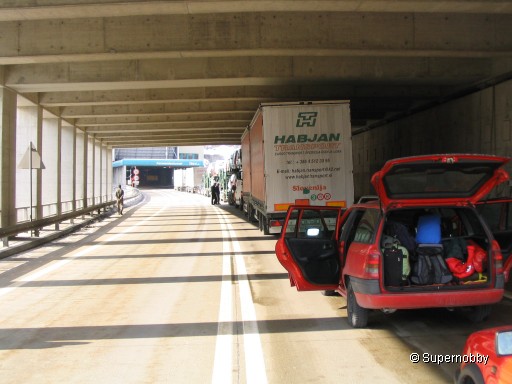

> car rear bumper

[{"left": 350, "top": 277, "right": 504, "bottom": 310}]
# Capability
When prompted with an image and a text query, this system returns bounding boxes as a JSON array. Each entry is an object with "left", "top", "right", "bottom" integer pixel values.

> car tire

[
  {"left": 347, "top": 280, "right": 369, "bottom": 328},
  {"left": 466, "top": 305, "right": 492, "bottom": 323},
  {"left": 456, "top": 364, "right": 484, "bottom": 384}
]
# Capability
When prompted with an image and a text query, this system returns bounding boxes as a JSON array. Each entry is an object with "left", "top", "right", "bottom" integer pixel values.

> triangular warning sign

[{"left": 18, "top": 143, "right": 45, "bottom": 169}]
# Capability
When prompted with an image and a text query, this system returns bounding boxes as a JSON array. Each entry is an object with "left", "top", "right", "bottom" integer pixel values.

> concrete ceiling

[{"left": 1, "top": 1, "right": 512, "bottom": 148}]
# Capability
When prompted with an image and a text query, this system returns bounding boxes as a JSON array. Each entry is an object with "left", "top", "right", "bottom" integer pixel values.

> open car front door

[{"left": 275, "top": 205, "right": 343, "bottom": 291}]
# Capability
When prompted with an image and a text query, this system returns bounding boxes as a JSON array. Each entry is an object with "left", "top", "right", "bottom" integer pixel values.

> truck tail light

[
  {"left": 270, "top": 220, "right": 282, "bottom": 228},
  {"left": 363, "top": 246, "right": 381, "bottom": 279}
]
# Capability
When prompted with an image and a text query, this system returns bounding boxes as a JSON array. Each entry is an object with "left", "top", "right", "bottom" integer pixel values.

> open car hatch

[{"left": 371, "top": 154, "right": 510, "bottom": 207}]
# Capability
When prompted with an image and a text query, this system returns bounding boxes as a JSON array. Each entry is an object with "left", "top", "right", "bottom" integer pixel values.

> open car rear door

[
  {"left": 477, "top": 198, "right": 512, "bottom": 282},
  {"left": 275, "top": 206, "right": 343, "bottom": 291}
]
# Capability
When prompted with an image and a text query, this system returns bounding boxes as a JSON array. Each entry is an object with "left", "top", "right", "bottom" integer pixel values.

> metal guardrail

[
  {"left": 0, "top": 200, "right": 116, "bottom": 247},
  {"left": 1, "top": 187, "right": 143, "bottom": 248}
]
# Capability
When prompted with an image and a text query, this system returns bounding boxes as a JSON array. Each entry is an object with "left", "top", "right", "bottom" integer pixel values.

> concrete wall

[{"left": 352, "top": 79, "right": 512, "bottom": 200}]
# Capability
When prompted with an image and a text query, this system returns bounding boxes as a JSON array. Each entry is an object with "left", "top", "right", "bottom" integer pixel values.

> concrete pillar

[
  {"left": 0, "top": 87, "right": 17, "bottom": 235},
  {"left": 35, "top": 106, "right": 43, "bottom": 224},
  {"left": 72, "top": 126, "right": 76, "bottom": 215},
  {"left": 16, "top": 105, "right": 42, "bottom": 224},
  {"left": 82, "top": 131, "right": 88, "bottom": 210},
  {"left": 40, "top": 115, "right": 61, "bottom": 229},
  {"left": 106, "top": 147, "right": 112, "bottom": 202},
  {"left": 91, "top": 135, "right": 96, "bottom": 207},
  {"left": 42, "top": 116, "right": 59, "bottom": 218},
  {"left": 57, "top": 119, "right": 62, "bottom": 218},
  {"left": 99, "top": 141, "right": 103, "bottom": 205}
]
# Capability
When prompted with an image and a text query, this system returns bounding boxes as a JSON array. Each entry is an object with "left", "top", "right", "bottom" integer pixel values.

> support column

[
  {"left": 56, "top": 117, "right": 62, "bottom": 229},
  {"left": 0, "top": 87, "right": 17, "bottom": 243},
  {"left": 91, "top": 135, "right": 96, "bottom": 208},
  {"left": 99, "top": 141, "right": 103, "bottom": 205},
  {"left": 82, "top": 131, "right": 88, "bottom": 212},
  {"left": 35, "top": 105, "right": 43, "bottom": 224},
  {"left": 71, "top": 125, "right": 76, "bottom": 223}
]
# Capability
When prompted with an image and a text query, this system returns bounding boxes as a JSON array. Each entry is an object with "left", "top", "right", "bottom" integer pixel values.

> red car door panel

[{"left": 275, "top": 206, "right": 342, "bottom": 291}]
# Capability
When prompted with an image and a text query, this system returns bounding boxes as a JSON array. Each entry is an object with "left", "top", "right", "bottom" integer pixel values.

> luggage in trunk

[{"left": 383, "top": 244, "right": 410, "bottom": 286}]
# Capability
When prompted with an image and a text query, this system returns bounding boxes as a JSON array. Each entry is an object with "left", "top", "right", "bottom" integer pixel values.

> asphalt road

[{"left": 0, "top": 189, "right": 511, "bottom": 384}]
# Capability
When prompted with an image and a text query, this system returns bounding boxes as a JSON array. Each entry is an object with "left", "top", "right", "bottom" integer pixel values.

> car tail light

[
  {"left": 492, "top": 240, "right": 503, "bottom": 275},
  {"left": 364, "top": 245, "right": 381, "bottom": 279}
]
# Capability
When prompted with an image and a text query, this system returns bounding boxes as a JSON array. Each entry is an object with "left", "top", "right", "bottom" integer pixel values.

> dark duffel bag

[{"left": 411, "top": 245, "right": 452, "bottom": 285}]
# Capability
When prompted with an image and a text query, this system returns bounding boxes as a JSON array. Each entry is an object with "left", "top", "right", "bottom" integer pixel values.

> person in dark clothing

[
  {"left": 211, "top": 183, "right": 218, "bottom": 205},
  {"left": 211, "top": 182, "right": 220, "bottom": 205}
]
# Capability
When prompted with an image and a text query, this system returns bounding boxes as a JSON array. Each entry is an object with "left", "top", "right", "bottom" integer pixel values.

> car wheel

[
  {"left": 466, "top": 305, "right": 492, "bottom": 323},
  {"left": 456, "top": 364, "right": 484, "bottom": 384},
  {"left": 347, "top": 280, "right": 369, "bottom": 328}
]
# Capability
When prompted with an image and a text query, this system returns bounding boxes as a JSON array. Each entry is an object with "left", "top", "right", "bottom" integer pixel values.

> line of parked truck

[{"left": 227, "top": 101, "right": 354, "bottom": 234}]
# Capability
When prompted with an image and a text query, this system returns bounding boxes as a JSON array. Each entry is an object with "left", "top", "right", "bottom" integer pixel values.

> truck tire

[
  {"left": 347, "top": 280, "right": 369, "bottom": 328},
  {"left": 263, "top": 218, "right": 270, "bottom": 235}
]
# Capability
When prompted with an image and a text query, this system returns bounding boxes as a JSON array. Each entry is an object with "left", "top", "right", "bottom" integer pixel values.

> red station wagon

[{"left": 275, "top": 154, "right": 512, "bottom": 328}]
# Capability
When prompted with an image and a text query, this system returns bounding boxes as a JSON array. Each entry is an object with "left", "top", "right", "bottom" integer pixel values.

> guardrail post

[{"left": 2, "top": 237, "right": 8, "bottom": 247}]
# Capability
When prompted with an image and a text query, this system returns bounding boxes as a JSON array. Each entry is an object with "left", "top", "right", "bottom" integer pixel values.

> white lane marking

[
  {"left": 0, "top": 201, "right": 170, "bottom": 297},
  {"left": 213, "top": 209, "right": 268, "bottom": 384},
  {"left": 211, "top": 218, "right": 234, "bottom": 384},
  {"left": 228, "top": 228, "right": 268, "bottom": 384}
]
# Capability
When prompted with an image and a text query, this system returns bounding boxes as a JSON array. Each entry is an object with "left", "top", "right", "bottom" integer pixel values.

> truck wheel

[
  {"left": 347, "top": 280, "right": 369, "bottom": 328},
  {"left": 263, "top": 219, "right": 270, "bottom": 235}
]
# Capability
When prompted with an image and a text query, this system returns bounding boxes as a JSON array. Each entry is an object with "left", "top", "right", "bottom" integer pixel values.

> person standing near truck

[
  {"left": 211, "top": 182, "right": 220, "bottom": 205},
  {"left": 115, "top": 184, "right": 124, "bottom": 215}
]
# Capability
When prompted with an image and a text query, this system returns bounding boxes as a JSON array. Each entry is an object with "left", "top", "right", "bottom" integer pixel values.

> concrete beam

[
  {"left": 1, "top": 1, "right": 512, "bottom": 23},
  {"left": 85, "top": 123, "right": 246, "bottom": 134},
  {"left": 1, "top": 12, "right": 511, "bottom": 65},
  {"left": 103, "top": 131, "right": 242, "bottom": 140},
  {"left": 108, "top": 137, "right": 242, "bottom": 148},
  {"left": 75, "top": 113, "right": 253, "bottom": 126},
  {"left": 5, "top": 56, "right": 495, "bottom": 93},
  {"left": 38, "top": 84, "right": 443, "bottom": 106},
  {"left": 60, "top": 100, "right": 261, "bottom": 119}
]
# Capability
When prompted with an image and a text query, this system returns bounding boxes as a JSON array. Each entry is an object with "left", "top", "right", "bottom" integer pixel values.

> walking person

[
  {"left": 211, "top": 182, "right": 218, "bottom": 205},
  {"left": 115, "top": 184, "right": 124, "bottom": 215}
]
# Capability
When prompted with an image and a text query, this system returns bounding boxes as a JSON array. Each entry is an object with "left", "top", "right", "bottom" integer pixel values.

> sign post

[{"left": 18, "top": 142, "right": 45, "bottom": 235}]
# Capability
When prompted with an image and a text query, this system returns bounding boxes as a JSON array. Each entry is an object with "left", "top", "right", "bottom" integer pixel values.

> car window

[
  {"left": 352, "top": 209, "right": 381, "bottom": 244},
  {"left": 497, "top": 330, "right": 512, "bottom": 356},
  {"left": 477, "top": 201, "right": 512, "bottom": 232},
  {"left": 284, "top": 208, "right": 338, "bottom": 239}
]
